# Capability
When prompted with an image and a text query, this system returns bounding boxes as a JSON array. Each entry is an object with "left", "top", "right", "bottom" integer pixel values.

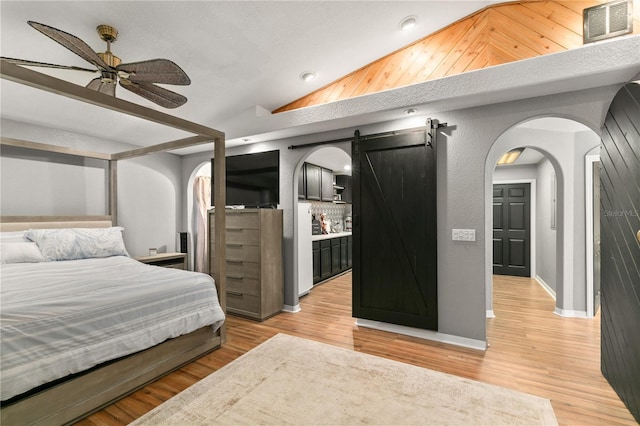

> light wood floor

[{"left": 78, "top": 273, "right": 636, "bottom": 426}]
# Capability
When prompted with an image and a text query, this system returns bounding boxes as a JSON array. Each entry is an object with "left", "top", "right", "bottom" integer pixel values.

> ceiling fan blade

[
  {"left": 87, "top": 77, "right": 116, "bottom": 96},
  {"left": 117, "top": 59, "right": 191, "bottom": 85},
  {"left": 119, "top": 80, "right": 187, "bottom": 109},
  {"left": 0, "top": 56, "right": 97, "bottom": 72},
  {"left": 28, "top": 21, "right": 112, "bottom": 71}
]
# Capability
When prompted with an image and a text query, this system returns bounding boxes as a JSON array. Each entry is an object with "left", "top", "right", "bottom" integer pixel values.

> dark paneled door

[
  {"left": 600, "top": 83, "right": 640, "bottom": 423},
  {"left": 352, "top": 130, "right": 437, "bottom": 331},
  {"left": 493, "top": 183, "right": 531, "bottom": 277}
]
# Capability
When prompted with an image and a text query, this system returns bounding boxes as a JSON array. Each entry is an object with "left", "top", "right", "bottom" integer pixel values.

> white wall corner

[
  {"left": 282, "top": 304, "right": 301, "bottom": 313},
  {"left": 355, "top": 318, "right": 487, "bottom": 351},
  {"left": 535, "top": 275, "right": 557, "bottom": 300},
  {"left": 554, "top": 308, "right": 589, "bottom": 318}
]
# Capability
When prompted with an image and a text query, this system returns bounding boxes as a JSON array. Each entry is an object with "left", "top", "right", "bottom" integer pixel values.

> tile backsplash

[{"left": 308, "top": 201, "right": 352, "bottom": 230}]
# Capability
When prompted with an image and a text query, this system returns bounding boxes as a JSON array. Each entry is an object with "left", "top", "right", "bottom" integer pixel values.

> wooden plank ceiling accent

[{"left": 273, "top": 0, "right": 640, "bottom": 114}]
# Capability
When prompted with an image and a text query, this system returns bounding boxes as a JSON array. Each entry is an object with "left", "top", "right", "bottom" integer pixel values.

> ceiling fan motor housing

[
  {"left": 96, "top": 25, "right": 121, "bottom": 67},
  {"left": 98, "top": 51, "right": 121, "bottom": 68}
]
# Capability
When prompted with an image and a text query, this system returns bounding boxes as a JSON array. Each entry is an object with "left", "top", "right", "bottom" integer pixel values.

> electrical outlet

[{"left": 452, "top": 228, "right": 476, "bottom": 241}]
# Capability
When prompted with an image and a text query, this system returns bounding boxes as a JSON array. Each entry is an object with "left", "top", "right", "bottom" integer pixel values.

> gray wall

[
  {"left": 536, "top": 158, "right": 558, "bottom": 294},
  {"left": 0, "top": 118, "right": 183, "bottom": 257}
]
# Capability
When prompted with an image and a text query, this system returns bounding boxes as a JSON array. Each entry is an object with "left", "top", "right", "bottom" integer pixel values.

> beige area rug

[{"left": 130, "top": 333, "right": 558, "bottom": 425}]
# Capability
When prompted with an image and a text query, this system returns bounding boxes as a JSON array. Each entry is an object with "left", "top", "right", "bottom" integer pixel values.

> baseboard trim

[
  {"left": 282, "top": 304, "right": 301, "bottom": 313},
  {"left": 535, "top": 275, "right": 556, "bottom": 300},
  {"left": 486, "top": 310, "right": 496, "bottom": 319},
  {"left": 554, "top": 307, "right": 589, "bottom": 318},
  {"left": 355, "top": 318, "right": 487, "bottom": 351}
]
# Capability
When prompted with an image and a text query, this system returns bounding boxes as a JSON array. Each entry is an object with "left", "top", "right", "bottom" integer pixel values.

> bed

[
  {"left": 1, "top": 59, "right": 229, "bottom": 425},
  {"left": 0, "top": 223, "right": 225, "bottom": 425}
]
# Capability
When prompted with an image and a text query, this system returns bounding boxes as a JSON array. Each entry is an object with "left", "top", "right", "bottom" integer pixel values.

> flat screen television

[{"left": 211, "top": 149, "right": 279, "bottom": 208}]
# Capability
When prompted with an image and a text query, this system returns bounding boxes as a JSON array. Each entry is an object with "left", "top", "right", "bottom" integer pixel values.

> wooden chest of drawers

[{"left": 209, "top": 209, "right": 283, "bottom": 320}]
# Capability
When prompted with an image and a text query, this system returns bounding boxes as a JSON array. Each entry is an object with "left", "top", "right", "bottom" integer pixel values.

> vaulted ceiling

[
  {"left": 274, "top": 0, "right": 640, "bottom": 113},
  {"left": 1, "top": 0, "right": 638, "bottom": 153}
]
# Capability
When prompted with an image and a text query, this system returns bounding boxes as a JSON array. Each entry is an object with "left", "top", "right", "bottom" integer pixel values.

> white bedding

[{"left": 0, "top": 256, "right": 225, "bottom": 401}]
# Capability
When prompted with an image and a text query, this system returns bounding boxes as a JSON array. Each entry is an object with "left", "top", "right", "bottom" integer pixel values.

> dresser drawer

[
  {"left": 226, "top": 276, "right": 260, "bottom": 296},
  {"left": 226, "top": 212, "right": 259, "bottom": 229},
  {"left": 227, "top": 292, "right": 260, "bottom": 316},
  {"left": 226, "top": 260, "right": 260, "bottom": 279},
  {"left": 209, "top": 229, "right": 259, "bottom": 252},
  {"left": 226, "top": 244, "right": 259, "bottom": 262},
  {"left": 226, "top": 228, "right": 259, "bottom": 245}
]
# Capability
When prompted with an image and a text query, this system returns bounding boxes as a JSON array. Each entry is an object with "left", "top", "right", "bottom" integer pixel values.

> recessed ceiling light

[
  {"left": 400, "top": 16, "right": 417, "bottom": 31},
  {"left": 496, "top": 148, "right": 525, "bottom": 166},
  {"left": 300, "top": 71, "right": 316, "bottom": 82},
  {"left": 404, "top": 108, "right": 418, "bottom": 115}
]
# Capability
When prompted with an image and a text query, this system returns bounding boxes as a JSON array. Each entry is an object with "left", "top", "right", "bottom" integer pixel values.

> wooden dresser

[{"left": 209, "top": 208, "right": 283, "bottom": 320}]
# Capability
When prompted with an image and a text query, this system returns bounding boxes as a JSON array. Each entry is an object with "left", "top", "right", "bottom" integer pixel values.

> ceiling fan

[{"left": 1, "top": 21, "right": 191, "bottom": 109}]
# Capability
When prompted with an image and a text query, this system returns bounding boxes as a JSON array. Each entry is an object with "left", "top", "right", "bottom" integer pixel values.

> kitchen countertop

[{"left": 312, "top": 231, "right": 352, "bottom": 241}]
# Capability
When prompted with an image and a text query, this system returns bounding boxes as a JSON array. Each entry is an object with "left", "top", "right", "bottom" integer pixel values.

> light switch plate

[{"left": 452, "top": 228, "right": 476, "bottom": 241}]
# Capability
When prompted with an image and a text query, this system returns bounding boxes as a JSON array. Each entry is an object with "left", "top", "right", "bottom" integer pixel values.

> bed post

[
  {"left": 109, "top": 160, "right": 118, "bottom": 225},
  {"left": 213, "top": 136, "right": 227, "bottom": 342}
]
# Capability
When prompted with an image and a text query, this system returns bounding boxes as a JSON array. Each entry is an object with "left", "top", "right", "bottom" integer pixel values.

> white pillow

[
  {"left": 25, "top": 227, "right": 129, "bottom": 261},
  {"left": 0, "top": 242, "right": 47, "bottom": 264},
  {"left": 0, "top": 231, "right": 28, "bottom": 244}
]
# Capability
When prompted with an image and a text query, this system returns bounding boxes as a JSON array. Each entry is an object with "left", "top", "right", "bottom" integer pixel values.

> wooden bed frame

[{"left": 0, "top": 59, "right": 228, "bottom": 425}]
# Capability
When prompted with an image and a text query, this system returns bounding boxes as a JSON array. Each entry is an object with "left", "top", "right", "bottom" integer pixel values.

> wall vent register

[{"left": 583, "top": 0, "right": 633, "bottom": 44}]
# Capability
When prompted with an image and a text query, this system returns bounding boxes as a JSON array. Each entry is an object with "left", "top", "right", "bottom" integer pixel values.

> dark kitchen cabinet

[
  {"left": 336, "top": 175, "right": 353, "bottom": 204},
  {"left": 298, "top": 166, "right": 306, "bottom": 199},
  {"left": 320, "top": 239, "right": 332, "bottom": 280},
  {"left": 312, "top": 241, "right": 321, "bottom": 283},
  {"left": 340, "top": 237, "right": 348, "bottom": 270},
  {"left": 312, "top": 235, "right": 353, "bottom": 285},
  {"left": 305, "top": 163, "right": 321, "bottom": 201},
  {"left": 301, "top": 162, "right": 334, "bottom": 202},
  {"left": 321, "top": 167, "right": 334, "bottom": 202},
  {"left": 331, "top": 237, "right": 341, "bottom": 274}
]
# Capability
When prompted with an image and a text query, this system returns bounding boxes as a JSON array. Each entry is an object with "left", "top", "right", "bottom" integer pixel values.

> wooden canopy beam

[
  {"left": 112, "top": 136, "right": 213, "bottom": 160},
  {"left": 0, "top": 60, "right": 224, "bottom": 141}
]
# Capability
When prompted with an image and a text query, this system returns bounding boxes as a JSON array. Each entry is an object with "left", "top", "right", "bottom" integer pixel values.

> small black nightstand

[{"left": 135, "top": 252, "right": 186, "bottom": 270}]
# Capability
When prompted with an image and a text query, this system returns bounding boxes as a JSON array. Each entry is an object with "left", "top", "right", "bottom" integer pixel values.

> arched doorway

[
  {"left": 485, "top": 117, "right": 600, "bottom": 318},
  {"left": 186, "top": 161, "right": 211, "bottom": 272},
  {"left": 293, "top": 145, "right": 351, "bottom": 307}
]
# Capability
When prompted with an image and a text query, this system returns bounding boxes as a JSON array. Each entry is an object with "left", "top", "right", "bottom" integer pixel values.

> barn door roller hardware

[
  {"left": 426, "top": 118, "right": 447, "bottom": 148},
  {"left": 288, "top": 118, "right": 447, "bottom": 151}
]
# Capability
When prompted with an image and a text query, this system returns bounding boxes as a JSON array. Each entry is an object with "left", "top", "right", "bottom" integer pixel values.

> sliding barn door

[
  {"left": 600, "top": 82, "right": 640, "bottom": 422},
  {"left": 352, "top": 130, "right": 437, "bottom": 331}
]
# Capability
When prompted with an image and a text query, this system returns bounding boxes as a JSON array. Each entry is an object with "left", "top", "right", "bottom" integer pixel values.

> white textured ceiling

[
  {"left": 2, "top": 2, "right": 640, "bottom": 157},
  {"left": 0, "top": 1, "right": 505, "bottom": 152}
]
